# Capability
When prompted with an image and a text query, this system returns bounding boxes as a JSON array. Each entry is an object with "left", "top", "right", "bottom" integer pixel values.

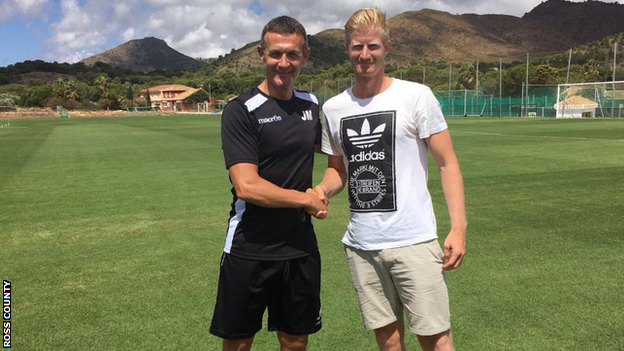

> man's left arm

[{"left": 426, "top": 129, "right": 467, "bottom": 271}]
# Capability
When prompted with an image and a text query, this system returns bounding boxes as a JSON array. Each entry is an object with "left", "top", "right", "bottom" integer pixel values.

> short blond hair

[{"left": 344, "top": 8, "right": 389, "bottom": 44}]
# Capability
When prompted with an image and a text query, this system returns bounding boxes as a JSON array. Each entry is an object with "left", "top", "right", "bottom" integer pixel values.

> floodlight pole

[
  {"left": 464, "top": 89, "right": 467, "bottom": 116},
  {"left": 448, "top": 64, "right": 452, "bottom": 114},
  {"left": 525, "top": 53, "right": 529, "bottom": 117},
  {"left": 556, "top": 84, "right": 561, "bottom": 118},
  {"left": 476, "top": 60, "right": 479, "bottom": 114},
  {"left": 423, "top": 67, "right": 426, "bottom": 85},
  {"left": 613, "top": 43, "right": 617, "bottom": 117},
  {"left": 499, "top": 58, "right": 502, "bottom": 117},
  {"left": 563, "top": 49, "right": 572, "bottom": 118},
  {"left": 448, "top": 64, "right": 451, "bottom": 91},
  {"left": 521, "top": 82, "right": 525, "bottom": 117},
  {"left": 566, "top": 49, "right": 572, "bottom": 85},
  {"left": 614, "top": 43, "right": 619, "bottom": 82}
]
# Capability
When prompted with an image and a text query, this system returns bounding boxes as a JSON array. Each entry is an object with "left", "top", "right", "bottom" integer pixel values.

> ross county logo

[
  {"left": 301, "top": 110, "right": 313, "bottom": 121},
  {"left": 346, "top": 118, "right": 386, "bottom": 149}
]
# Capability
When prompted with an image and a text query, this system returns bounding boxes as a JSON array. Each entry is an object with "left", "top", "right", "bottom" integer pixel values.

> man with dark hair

[
  {"left": 259, "top": 16, "right": 309, "bottom": 52},
  {"left": 209, "top": 16, "right": 325, "bottom": 351}
]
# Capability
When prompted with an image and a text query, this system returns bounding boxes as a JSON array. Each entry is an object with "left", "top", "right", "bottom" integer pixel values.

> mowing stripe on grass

[{"left": 454, "top": 130, "right": 624, "bottom": 142}]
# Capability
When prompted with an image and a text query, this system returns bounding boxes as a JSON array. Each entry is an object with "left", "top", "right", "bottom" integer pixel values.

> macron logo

[
  {"left": 301, "top": 110, "right": 313, "bottom": 121},
  {"left": 258, "top": 115, "right": 283, "bottom": 124},
  {"left": 347, "top": 118, "right": 386, "bottom": 149}
]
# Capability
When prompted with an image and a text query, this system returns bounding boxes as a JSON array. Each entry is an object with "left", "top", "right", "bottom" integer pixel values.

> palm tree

[
  {"left": 94, "top": 76, "right": 108, "bottom": 97},
  {"left": 65, "top": 81, "right": 80, "bottom": 100},
  {"left": 53, "top": 78, "right": 67, "bottom": 99},
  {"left": 458, "top": 62, "right": 477, "bottom": 90}
]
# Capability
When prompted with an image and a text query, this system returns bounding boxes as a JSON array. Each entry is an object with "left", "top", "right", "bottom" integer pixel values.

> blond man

[{"left": 315, "top": 8, "right": 466, "bottom": 351}]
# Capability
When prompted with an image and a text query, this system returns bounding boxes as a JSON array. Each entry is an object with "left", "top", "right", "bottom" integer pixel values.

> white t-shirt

[{"left": 321, "top": 79, "right": 448, "bottom": 250}]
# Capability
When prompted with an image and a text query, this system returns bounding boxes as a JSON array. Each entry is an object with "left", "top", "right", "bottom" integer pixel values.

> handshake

[{"left": 304, "top": 185, "right": 328, "bottom": 219}]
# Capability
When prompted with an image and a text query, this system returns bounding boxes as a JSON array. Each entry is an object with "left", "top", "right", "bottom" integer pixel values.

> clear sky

[{"left": 0, "top": 0, "right": 620, "bottom": 67}]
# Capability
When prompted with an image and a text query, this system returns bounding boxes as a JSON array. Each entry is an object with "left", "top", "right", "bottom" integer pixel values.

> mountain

[
  {"left": 202, "top": 31, "right": 349, "bottom": 74},
  {"left": 523, "top": 0, "right": 624, "bottom": 44},
  {"left": 211, "top": 0, "right": 624, "bottom": 72},
  {"left": 81, "top": 0, "right": 624, "bottom": 73},
  {"left": 385, "top": 9, "right": 575, "bottom": 63},
  {"left": 81, "top": 37, "right": 206, "bottom": 72}
]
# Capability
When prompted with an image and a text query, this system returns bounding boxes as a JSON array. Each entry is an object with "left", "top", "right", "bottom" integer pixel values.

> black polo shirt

[{"left": 221, "top": 86, "right": 321, "bottom": 260}]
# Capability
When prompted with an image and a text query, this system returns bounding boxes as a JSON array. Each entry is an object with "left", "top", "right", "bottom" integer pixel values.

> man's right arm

[
  {"left": 314, "top": 155, "right": 347, "bottom": 205},
  {"left": 222, "top": 100, "right": 326, "bottom": 217},
  {"left": 229, "top": 162, "right": 327, "bottom": 216}
]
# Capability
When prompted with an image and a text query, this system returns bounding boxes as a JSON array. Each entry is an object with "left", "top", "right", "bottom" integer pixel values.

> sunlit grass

[{"left": 1, "top": 115, "right": 623, "bottom": 350}]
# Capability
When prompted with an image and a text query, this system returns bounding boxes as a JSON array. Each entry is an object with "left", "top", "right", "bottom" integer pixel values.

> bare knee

[
  {"left": 374, "top": 320, "right": 406, "bottom": 351},
  {"left": 222, "top": 337, "right": 253, "bottom": 351},
  {"left": 417, "top": 330, "right": 454, "bottom": 351},
  {"left": 277, "top": 331, "right": 308, "bottom": 351}
]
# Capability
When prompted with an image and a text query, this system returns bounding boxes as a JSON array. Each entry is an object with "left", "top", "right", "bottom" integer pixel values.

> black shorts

[{"left": 209, "top": 252, "right": 322, "bottom": 339}]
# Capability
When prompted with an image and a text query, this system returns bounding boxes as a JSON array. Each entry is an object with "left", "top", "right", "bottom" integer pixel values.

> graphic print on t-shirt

[{"left": 341, "top": 111, "right": 396, "bottom": 212}]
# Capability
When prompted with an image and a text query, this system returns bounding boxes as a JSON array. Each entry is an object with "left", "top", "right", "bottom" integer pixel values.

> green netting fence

[{"left": 312, "top": 82, "right": 624, "bottom": 118}]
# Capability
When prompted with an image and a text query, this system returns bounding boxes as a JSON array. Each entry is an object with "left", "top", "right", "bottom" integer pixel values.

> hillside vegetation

[{"left": 1, "top": 1, "right": 624, "bottom": 110}]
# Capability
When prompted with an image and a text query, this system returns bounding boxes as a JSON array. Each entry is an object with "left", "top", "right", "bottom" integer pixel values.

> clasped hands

[{"left": 304, "top": 186, "right": 328, "bottom": 219}]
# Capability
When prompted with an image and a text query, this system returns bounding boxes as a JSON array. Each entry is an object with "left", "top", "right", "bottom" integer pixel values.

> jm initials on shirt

[
  {"left": 340, "top": 111, "right": 397, "bottom": 212},
  {"left": 301, "top": 110, "right": 313, "bottom": 121}
]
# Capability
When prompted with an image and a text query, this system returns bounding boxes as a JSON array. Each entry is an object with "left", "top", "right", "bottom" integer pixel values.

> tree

[
  {"left": 501, "top": 65, "right": 526, "bottom": 96},
  {"left": 0, "top": 84, "right": 29, "bottom": 96},
  {"left": 53, "top": 78, "right": 67, "bottom": 99},
  {"left": 50, "top": 79, "right": 80, "bottom": 108},
  {"left": 531, "top": 64, "right": 561, "bottom": 85},
  {"left": 126, "top": 83, "right": 132, "bottom": 100},
  {"left": 458, "top": 62, "right": 477, "bottom": 90},
  {"left": 20, "top": 84, "right": 54, "bottom": 107},
  {"left": 94, "top": 75, "right": 108, "bottom": 97},
  {"left": 65, "top": 81, "right": 80, "bottom": 100},
  {"left": 183, "top": 89, "right": 211, "bottom": 104},
  {"left": 98, "top": 92, "right": 123, "bottom": 110},
  {"left": 146, "top": 89, "right": 151, "bottom": 106},
  {"left": 479, "top": 70, "right": 501, "bottom": 95},
  {"left": 583, "top": 59, "right": 601, "bottom": 82},
  {"left": 0, "top": 93, "right": 20, "bottom": 107}
]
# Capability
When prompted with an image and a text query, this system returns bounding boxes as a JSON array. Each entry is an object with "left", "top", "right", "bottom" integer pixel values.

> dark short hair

[{"left": 260, "top": 16, "right": 308, "bottom": 51}]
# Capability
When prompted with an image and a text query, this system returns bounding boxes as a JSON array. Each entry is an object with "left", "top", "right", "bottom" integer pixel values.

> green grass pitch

[{"left": 1, "top": 115, "right": 623, "bottom": 350}]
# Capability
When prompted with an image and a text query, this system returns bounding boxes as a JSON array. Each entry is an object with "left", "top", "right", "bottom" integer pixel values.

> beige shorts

[{"left": 345, "top": 239, "right": 451, "bottom": 336}]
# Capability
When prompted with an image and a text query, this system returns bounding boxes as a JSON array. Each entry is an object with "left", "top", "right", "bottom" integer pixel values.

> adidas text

[{"left": 349, "top": 150, "right": 385, "bottom": 163}]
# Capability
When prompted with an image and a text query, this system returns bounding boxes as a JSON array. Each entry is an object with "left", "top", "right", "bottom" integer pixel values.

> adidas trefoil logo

[{"left": 347, "top": 118, "right": 386, "bottom": 149}]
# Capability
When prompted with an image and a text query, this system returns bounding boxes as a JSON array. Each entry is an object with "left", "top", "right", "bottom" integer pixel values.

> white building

[{"left": 554, "top": 96, "right": 598, "bottom": 118}]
